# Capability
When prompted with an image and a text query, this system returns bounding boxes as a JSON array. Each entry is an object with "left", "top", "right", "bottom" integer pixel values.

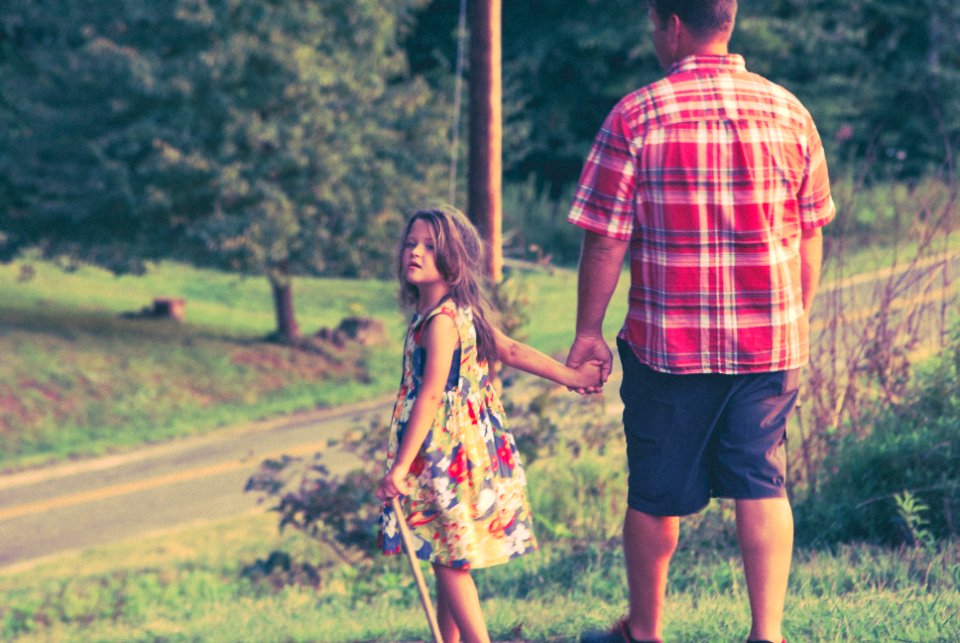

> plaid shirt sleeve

[
  {"left": 567, "top": 104, "right": 638, "bottom": 241},
  {"left": 798, "top": 116, "right": 836, "bottom": 230}
]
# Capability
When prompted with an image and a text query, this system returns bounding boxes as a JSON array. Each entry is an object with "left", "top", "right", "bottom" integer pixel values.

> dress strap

[{"left": 417, "top": 295, "right": 456, "bottom": 328}]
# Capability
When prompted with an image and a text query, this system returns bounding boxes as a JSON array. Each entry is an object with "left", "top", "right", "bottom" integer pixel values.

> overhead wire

[{"left": 447, "top": 0, "right": 468, "bottom": 206}]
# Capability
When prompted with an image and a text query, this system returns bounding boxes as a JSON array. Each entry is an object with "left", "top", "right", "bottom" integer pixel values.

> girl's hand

[
  {"left": 376, "top": 465, "right": 409, "bottom": 501},
  {"left": 570, "top": 359, "right": 605, "bottom": 392}
]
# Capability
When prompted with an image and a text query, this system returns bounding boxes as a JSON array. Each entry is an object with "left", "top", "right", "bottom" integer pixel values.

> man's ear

[{"left": 666, "top": 13, "right": 682, "bottom": 55}]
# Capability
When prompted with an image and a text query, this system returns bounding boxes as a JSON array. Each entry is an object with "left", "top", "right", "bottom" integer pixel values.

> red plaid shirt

[{"left": 568, "top": 55, "right": 835, "bottom": 374}]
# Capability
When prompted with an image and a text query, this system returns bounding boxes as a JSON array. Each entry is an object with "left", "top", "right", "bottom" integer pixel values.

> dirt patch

[
  {"left": 230, "top": 337, "right": 367, "bottom": 389},
  {"left": 0, "top": 389, "right": 29, "bottom": 433},
  {"left": 19, "top": 380, "right": 63, "bottom": 403}
]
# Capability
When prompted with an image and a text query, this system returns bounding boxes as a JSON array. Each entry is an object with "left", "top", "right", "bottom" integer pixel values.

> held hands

[
  {"left": 375, "top": 465, "right": 409, "bottom": 502},
  {"left": 566, "top": 334, "right": 613, "bottom": 395},
  {"left": 570, "top": 359, "right": 605, "bottom": 391}
]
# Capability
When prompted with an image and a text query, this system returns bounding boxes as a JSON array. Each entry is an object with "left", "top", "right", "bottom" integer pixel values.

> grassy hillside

[
  {"left": 2, "top": 227, "right": 953, "bottom": 473},
  {"left": 0, "top": 258, "right": 628, "bottom": 471}
]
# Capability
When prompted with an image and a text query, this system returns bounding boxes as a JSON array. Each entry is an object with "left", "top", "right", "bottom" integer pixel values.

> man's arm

[
  {"left": 566, "top": 230, "right": 630, "bottom": 391},
  {"left": 799, "top": 227, "right": 823, "bottom": 314}
]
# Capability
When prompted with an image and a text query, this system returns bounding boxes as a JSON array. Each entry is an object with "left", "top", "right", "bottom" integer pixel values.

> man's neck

[{"left": 678, "top": 40, "right": 729, "bottom": 60}]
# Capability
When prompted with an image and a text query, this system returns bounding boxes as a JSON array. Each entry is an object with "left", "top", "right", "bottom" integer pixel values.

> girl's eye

[
  {"left": 404, "top": 240, "right": 415, "bottom": 248},
  {"left": 425, "top": 243, "right": 435, "bottom": 251}
]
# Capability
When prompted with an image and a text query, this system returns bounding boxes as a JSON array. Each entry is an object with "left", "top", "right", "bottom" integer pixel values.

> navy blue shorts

[{"left": 618, "top": 338, "right": 800, "bottom": 516}]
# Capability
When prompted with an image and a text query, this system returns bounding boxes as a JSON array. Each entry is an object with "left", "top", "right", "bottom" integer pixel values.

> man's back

[{"left": 569, "top": 54, "right": 834, "bottom": 374}]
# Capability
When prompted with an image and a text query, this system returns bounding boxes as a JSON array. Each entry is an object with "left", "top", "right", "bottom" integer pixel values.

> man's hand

[
  {"left": 567, "top": 231, "right": 627, "bottom": 395},
  {"left": 566, "top": 334, "right": 612, "bottom": 395}
]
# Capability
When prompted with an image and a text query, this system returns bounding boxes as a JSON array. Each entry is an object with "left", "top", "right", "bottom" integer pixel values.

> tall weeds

[{"left": 793, "top": 166, "right": 959, "bottom": 499}]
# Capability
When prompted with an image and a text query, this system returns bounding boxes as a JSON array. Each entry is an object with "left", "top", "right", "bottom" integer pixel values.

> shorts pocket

[{"left": 781, "top": 368, "right": 801, "bottom": 395}]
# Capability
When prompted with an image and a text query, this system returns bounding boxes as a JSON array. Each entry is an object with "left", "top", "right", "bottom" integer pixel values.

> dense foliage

[
  {"left": 0, "top": 0, "right": 448, "bottom": 338},
  {"left": 736, "top": 0, "right": 960, "bottom": 180},
  {"left": 407, "top": 0, "right": 960, "bottom": 187},
  {"left": 796, "top": 328, "right": 960, "bottom": 546}
]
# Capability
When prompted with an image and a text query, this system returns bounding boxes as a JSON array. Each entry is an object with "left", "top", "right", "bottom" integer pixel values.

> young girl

[{"left": 376, "top": 206, "right": 600, "bottom": 643}]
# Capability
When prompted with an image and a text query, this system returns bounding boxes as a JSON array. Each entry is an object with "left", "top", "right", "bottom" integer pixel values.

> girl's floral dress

[{"left": 379, "top": 299, "right": 538, "bottom": 569}]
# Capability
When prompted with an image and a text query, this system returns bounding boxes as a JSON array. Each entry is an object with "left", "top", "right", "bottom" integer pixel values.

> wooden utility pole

[{"left": 467, "top": 0, "right": 503, "bottom": 283}]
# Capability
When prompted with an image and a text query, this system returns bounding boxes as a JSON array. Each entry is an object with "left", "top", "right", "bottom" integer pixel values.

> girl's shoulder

[
  {"left": 429, "top": 299, "right": 479, "bottom": 342},
  {"left": 413, "top": 297, "right": 466, "bottom": 338},
  {"left": 422, "top": 297, "right": 470, "bottom": 324}
]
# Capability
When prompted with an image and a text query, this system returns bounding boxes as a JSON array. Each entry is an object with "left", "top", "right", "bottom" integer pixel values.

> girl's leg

[
  {"left": 433, "top": 563, "right": 490, "bottom": 643},
  {"left": 436, "top": 587, "right": 461, "bottom": 643}
]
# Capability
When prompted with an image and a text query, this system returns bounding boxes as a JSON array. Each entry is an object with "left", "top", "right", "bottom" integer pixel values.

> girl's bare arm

[
  {"left": 377, "top": 313, "right": 459, "bottom": 500},
  {"left": 494, "top": 328, "right": 602, "bottom": 390}
]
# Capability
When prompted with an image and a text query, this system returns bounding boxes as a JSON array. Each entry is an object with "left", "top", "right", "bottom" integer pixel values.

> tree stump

[{"left": 151, "top": 297, "right": 186, "bottom": 322}]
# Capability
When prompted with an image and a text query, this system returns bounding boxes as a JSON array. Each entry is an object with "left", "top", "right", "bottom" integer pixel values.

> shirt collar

[{"left": 667, "top": 54, "right": 746, "bottom": 76}]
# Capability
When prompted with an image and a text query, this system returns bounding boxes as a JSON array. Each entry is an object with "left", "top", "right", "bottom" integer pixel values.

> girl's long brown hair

[{"left": 397, "top": 206, "right": 499, "bottom": 364}]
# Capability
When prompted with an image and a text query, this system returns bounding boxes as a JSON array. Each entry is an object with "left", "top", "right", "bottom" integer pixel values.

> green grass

[
  {"left": 820, "top": 231, "right": 959, "bottom": 284},
  {"left": 0, "top": 301, "right": 399, "bottom": 470},
  {"left": 0, "top": 259, "right": 407, "bottom": 470},
  {"left": 2, "top": 255, "right": 405, "bottom": 336},
  {"left": 1, "top": 509, "right": 957, "bottom": 642}
]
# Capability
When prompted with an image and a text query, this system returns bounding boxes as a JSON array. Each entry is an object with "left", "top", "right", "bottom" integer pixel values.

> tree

[
  {"left": 0, "top": 0, "right": 449, "bottom": 340},
  {"left": 405, "top": 0, "right": 655, "bottom": 191},
  {"left": 736, "top": 0, "right": 960, "bottom": 179},
  {"left": 405, "top": 0, "right": 960, "bottom": 189},
  {"left": 188, "top": 0, "right": 449, "bottom": 339}
]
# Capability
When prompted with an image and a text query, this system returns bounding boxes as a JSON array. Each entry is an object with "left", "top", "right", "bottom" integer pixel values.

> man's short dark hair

[{"left": 650, "top": 0, "right": 737, "bottom": 40}]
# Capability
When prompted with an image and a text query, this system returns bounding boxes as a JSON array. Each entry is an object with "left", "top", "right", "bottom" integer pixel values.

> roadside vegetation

[
  {"left": 1, "top": 519, "right": 959, "bottom": 641},
  {"left": 2, "top": 339, "right": 959, "bottom": 640},
  {"left": 1, "top": 169, "right": 958, "bottom": 641}
]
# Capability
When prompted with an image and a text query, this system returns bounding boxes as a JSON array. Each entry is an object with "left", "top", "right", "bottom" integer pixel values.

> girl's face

[{"left": 402, "top": 218, "right": 445, "bottom": 290}]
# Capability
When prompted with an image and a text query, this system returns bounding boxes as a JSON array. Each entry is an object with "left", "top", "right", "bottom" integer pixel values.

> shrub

[
  {"left": 795, "top": 328, "right": 960, "bottom": 546},
  {"left": 243, "top": 375, "right": 631, "bottom": 596},
  {"left": 502, "top": 179, "right": 582, "bottom": 267},
  {"left": 244, "top": 416, "right": 386, "bottom": 567}
]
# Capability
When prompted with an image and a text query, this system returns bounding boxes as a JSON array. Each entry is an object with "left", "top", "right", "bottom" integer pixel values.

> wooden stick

[{"left": 391, "top": 496, "right": 444, "bottom": 643}]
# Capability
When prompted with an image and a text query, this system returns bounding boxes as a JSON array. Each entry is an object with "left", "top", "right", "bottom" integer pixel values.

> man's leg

[
  {"left": 735, "top": 497, "right": 793, "bottom": 643},
  {"left": 613, "top": 338, "right": 719, "bottom": 642},
  {"left": 624, "top": 508, "right": 680, "bottom": 641}
]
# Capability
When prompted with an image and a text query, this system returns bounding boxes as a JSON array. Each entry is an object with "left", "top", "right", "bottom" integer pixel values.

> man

[{"left": 566, "top": 2, "right": 834, "bottom": 642}]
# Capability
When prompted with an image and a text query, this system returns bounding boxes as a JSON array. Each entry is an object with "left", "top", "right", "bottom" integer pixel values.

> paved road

[
  {"left": 1, "top": 252, "right": 956, "bottom": 571},
  {"left": 0, "top": 398, "right": 391, "bottom": 569}
]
